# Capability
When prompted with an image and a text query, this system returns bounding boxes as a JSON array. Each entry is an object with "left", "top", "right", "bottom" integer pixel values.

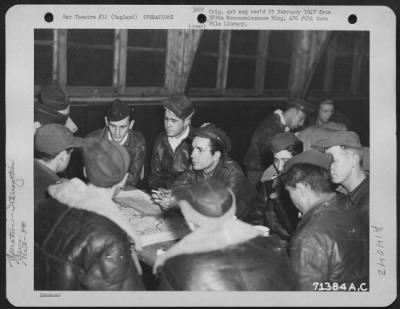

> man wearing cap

[
  {"left": 281, "top": 150, "right": 369, "bottom": 290},
  {"left": 34, "top": 136, "right": 145, "bottom": 291},
  {"left": 153, "top": 123, "right": 257, "bottom": 221},
  {"left": 34, "top": 123, "right": 84, "bottom": 209},
  {"left": 251, "top": 132, "right": 303, "bottom": 240},
  {"left": 148, "top": 94, "right": 195, "bottom": 190},
  {"left": 312, "top": 131, "right": 369, "bottom": 226},
  {"left": 87, "top": 99, "right": 146, "bottom": 188},
  {"left": 36, "top": 86, "right": 78, "bottom": 133},
  {"left": 243, "top": 97, "right": 314, "bottom": 186},
  {"left": 154, "top": 179, "right": 295, "bottom": 291}
]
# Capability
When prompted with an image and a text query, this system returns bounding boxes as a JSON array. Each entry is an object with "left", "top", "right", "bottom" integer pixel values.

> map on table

[{"left": 113, "top": 190, "right": 190, "bottom": 246}]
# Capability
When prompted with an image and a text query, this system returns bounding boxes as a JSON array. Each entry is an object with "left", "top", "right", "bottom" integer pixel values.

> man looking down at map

[
  {"left": 35, "top": 135, "right": 145, "bottom": 290},
  {"left": 153, "top": 178, "right": 296, "bottom": 291},
  {"left": 152, "top": 123, "right": 257, "bottom": 221}
]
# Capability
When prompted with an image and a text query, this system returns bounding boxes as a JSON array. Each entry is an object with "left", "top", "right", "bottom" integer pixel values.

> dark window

[
  {"left": 188, "top": 30, "right": 220, "bottom": 88},
  {"left": 66, "top": 29, "right": 114, "bottom": 86},
  {"left": 268, "top": 31, "right": 293, "bottom": 58},
  {"left": 34, "top": 29, "right": 54, "bottom": 86},
  {"left": 264, "top": 60, "right": 290, "bottom": 89},
  {"left": 332, "top": 56, "right": 353, "bottom": 92},
  {"left": 227, "top": 30, "right": 258, "bottom": 89},
  {"left": 126, "top": 30, "right": 167, "bottom": 87}
]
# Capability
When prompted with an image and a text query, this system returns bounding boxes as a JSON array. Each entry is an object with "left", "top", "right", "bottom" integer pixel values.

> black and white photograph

[{"left": 5, "top": 4, "right": 396, "bottom": 307}]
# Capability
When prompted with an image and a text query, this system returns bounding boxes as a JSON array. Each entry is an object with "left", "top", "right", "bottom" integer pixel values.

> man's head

[
  {"left": 317, "top": 98, "right": 335, "bottom": 124},
  {"left": 83, "top": 135, "right": 131, "bottom": 188},
  {"left": 105, "top": 100, "right": 134, "bottom": 143},
  {"left": 34, "top": 124, "right": 84, "bottom": 173},
  {"left": 191, "top": 123, "right": 231, "bottom": 174},
  {"left": 312, "top": 131, "right": 364, "bottom": 186},
  {"left": 271, "top": 132, "right": 303, "bottom": 172},
  {"left": 174, "top": 178, "right": 236, "bottom": 231},
  {"left": 162, "top": 95, "right": 194, "bottom": 138},
  {"left": 39, "top": 86, "right": 78, "bottom": 133},
  {"left": 281, "top": 150, "right": 333, "bottom": 214},
  {"left": 283, "top": 98, "right": 314, "bottom": 130}
]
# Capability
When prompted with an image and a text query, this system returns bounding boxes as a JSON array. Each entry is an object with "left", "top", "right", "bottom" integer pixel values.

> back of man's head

[
  {"left": 83, "top": 136, "right": 130, "bottom": 188},
  {"left": 174, "top": 179, "right": 236, "bottom": 228},
  {"left": 281, "top": 150, "right": 333, "bottom": 194}
]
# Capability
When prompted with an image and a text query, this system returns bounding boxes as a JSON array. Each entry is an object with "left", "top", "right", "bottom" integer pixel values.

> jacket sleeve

[
  {"left": 82, "top": 233, "right": 145, "bottom": 291},
  {"left": 126, "top": 133, "right": 146, "bottom": 187},
  {"left": 148, "top": 138, "right": 168, "bottom": 189},
  {"left": 289, "top": 232, "right": 331, "bottom": 291}
]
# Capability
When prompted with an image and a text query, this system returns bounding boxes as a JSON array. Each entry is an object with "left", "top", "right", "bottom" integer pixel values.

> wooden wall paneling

[
  {"left": 113, "top": 29, "right": 128, "bottom": 94},
  {"left": 323, "top": 34, "right": 336, "bottom": 93},
  {"left": 216, "top": 30, "right": 231, "bottom": 92},
  {"left": 350, "top": 33, "right": 365, "bottom": 95},
  {"left": 56, "top": 29, "right": 68, "bottom": 89},
  {"left": 255, "top": 31, "right": 270, "bottom": 94}
]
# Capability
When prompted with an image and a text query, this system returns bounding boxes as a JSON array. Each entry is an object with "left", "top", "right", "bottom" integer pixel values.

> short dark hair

[
  {"left": 209, "top": 138, "right": 227, "bottom": 158},
  {"left": 286, "top": 140, "right": 304, "bottom": 156},
  {"left": 281, "top": 163, "right": 333, "bottom": 194}
]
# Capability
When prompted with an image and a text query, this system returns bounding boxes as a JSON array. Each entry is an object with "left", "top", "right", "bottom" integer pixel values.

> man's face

[
  {"left": 318, "top": 103, "right": 334, "bottom": 123},
  {"left": 164, "top": 108, "right": 187, "bottom": 138},
  {"left": 273, "top": 150, "right": 293, "bottom": 172},
  {"left": 58, "top": 105, "right": 78, "bottom": 133},
  {"left": 191, "top": 136, "right": 219, "bottom": 173},
  {"left": 57, "top": 148, "right": 73, "bottom": 173},
  {"left": 106, "top": 116, "right": 132, "bottom": 143},
  {"left": 325, "top": 146, "right": 353, "bottom": 184},
  {"left": 287, "top": 109, "right": 306, "bottom": 130}
]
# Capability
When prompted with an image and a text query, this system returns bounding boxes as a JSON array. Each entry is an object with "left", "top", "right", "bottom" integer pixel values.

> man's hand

[{"left": 151, "top": 188, "right": 176, "bottom": 211}]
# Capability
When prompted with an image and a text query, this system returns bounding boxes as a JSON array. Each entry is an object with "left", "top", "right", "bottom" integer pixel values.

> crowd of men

[{"left": 34, "top": 87, "right": 369, "bottom": 291}]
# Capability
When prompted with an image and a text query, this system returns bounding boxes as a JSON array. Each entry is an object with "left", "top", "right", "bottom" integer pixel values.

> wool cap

[
  {"left": 174, "top": 179, "right": 236, "bottom": 227},
  {"left": 271, "top": 132, "right": 300, "bottom": 154},
  {"left": 83, "top": 135, "right": 131, "bottom": 188},
  {"left": 40, "top": 86, "right": 69, "bottom": 111},
  {"left": 286, "top": 98, "right": 315, "bottom": 114},
  {"left": 106, "top": 100, "right": 133, "bottom": 122},
  {"left": 163, "top": 95, "right": 194, "bottom": 120},
  {"left": 193, "top": 123, "right": 232, "bottom": 153},
  {"left": 312, "top": 131, "right": 362, "bottom": 151},
  {"left": 34, "top": 101, "right": 68, "bottom": 126},
  {"left": 35, "top": 123, "right": 84, "bottom": 154},
  {"left": 283, "top": 149, "right": 332, "bottom": 173}
]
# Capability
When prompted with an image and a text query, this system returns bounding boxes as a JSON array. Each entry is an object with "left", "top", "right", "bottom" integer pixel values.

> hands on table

[{"left": 151, "top": 188, "right": 176, "bottom": 211}]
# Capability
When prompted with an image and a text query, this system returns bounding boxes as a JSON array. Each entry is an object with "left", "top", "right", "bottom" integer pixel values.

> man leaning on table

[{"left": 153, "top": 178, "right": 296, "bottom": 291}]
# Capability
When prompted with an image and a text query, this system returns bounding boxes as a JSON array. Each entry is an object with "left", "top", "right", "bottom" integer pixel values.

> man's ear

[
  {"left": 104, "top": 117, "right": 108, "bottom": 126},
  {"left": 213, "top": 150, "right": 222, "bottom": 162},
  {"left": 296, "top": 182, "right": 308, "bottom": 197},
  {"left": 129, "top": 120, "right": 135, "bottom": 130},
  {"left": 34, "top": 121, "right": 41, "bottom": 133},
  {"left": 83, "top": 166, "right": 87, "bottom": 178}
]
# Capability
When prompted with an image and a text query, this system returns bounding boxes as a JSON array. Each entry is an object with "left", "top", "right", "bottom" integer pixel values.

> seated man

[
  {"left": 87, "top": 99, "right": 146, "bottom": 188},
  {"left": 152, "top": 123, "right": 257, "bottom": 221},
  {"left": 35, "top": 135, "right": 145, "bottom": 291},
  {"left": 243, "top": 98, "right": 314, "bottom": 186},
  {"left": 312, "top": 130, "right": 369, "bottom": 226},
  {"left": 34, "top": 123, "right": 84, "bottom": 209},
  {"left": 154, "top": 179, "right": 296, "bottom": 291},
  {"left": 36, "top": 86, "right": 78, "bottom": 133},
  {"left": 148, "top": 94, "right": 195, "bottom": 190},
  {"left": 281, "top": 150, "right": 369, "bottom": 290},
  {"left": 251, "top": 132, "right": 303, "bottom": 240}
]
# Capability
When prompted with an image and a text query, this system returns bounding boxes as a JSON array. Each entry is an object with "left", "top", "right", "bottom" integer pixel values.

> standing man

[
  {"left": 243, "top": 98, "right": 314, "bottom": 186},
  {"left": 312, "top": 131, "right": 369, "bottom": 226},
  {"left": 154, "top": 179, "right": 295, "bottom": 291},
  {"left": 148, "top": 94, "right": 195, "bottom": 190},
  {"left": 88, "top": 99, "right": 146, "bottom": 189},
  {"left": 34, "top": 123, "right": 84, "bottom": 209},
  {"left": 35, "top": 136, "right": 145, "bottom": 291},
  {"left": 281, "top": 150, "right": 369, "bottom": 290},
  {"left": 152, "top": 123, "right": 257, "bottom": 221}
]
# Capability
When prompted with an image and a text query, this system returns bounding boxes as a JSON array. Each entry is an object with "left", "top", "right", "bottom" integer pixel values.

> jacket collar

[
  {"left": 35, "top": 159, "right": 60, "bottom": 181},
  {"left": 297, "top": 193, "right": 337, "bottom": 229}
]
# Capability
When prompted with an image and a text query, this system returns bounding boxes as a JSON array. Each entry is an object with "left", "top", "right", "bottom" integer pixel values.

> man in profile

[
  {"left": 154, "top": 178, "right": 295, "bottom": 291},
  {"left": 34, "top": 123, "right": 84, "bottom": 209},
  {"left": 243, "top": 98, "right": 314, "bottom": 186},
  {"left": 281, "top": 150, "right": 368, "bottom": 290},
  {"left": 88, "top": 99, "right": 146, "bottom": 188},
  {"left": 152, "top": 123, "right": 257, "bottom": 221},
  {"left": 148, "top": 94, "right": 195, "bottom": 190}
]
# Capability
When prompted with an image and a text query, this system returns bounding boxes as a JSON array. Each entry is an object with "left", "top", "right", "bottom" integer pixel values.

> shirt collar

[{"left": 274, "top": 109, "right": 290, "bottom": 132}]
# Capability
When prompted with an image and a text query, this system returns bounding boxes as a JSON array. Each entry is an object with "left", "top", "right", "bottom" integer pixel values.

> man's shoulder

[{"left": 221, "top": 158, "right": 244, "bottom": 175}]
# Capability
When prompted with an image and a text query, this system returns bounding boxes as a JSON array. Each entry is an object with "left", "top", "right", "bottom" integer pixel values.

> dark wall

[{"left": 67, "top": 97, "right": 369, "bottom": 184}]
